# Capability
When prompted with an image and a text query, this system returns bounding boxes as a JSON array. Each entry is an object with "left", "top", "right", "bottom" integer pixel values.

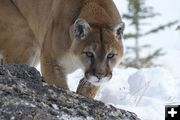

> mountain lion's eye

[
  {"left": 107, "top": 53, "right": 115, "bottom": 59},
  {"left": 85, "top": 52, "right": 93, "bottom": 57}
]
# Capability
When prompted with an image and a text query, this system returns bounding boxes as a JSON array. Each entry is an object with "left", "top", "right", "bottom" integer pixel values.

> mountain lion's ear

[
  {"left": 74, "top": 18, "right": 91, "bottom": 40},
  {"left": 114, "top": 22, "right": 125, "bottom": 39}
]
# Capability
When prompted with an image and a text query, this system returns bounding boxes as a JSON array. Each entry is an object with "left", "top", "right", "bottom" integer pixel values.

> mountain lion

[{"left": 0, "top": 0, "right": 125, "bottom": 98}]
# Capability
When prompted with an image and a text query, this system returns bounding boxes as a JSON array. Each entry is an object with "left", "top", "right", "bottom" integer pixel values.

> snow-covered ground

[{"left": 67, "top": 67, "right": 180, "bottom": 120}]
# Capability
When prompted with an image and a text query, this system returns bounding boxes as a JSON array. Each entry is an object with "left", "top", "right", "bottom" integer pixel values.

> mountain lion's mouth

[{"left": 87, "top": 76, "right": 110, "bottom": 86}]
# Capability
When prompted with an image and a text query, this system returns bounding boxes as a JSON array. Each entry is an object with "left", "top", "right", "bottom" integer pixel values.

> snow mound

[
  {"left": 94, "top": 67, "right": 180, "bottom": 120},
  {"left": 128, "top": 67, "right": 178, "bottom": 101}
]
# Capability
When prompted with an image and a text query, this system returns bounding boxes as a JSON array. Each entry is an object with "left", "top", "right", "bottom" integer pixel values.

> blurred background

[{"left": 114, "top": 0, "right": 180, "bottom": 79}]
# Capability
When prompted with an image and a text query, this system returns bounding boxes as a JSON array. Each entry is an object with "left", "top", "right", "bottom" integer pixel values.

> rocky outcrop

[{"left": 0, "top": 64, "right": 140, "bottom": 120}]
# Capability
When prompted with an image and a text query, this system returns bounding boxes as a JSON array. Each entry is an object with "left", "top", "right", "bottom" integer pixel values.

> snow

[
  {"left": 60, "top": 114, "right": 94, "bottom": 120},
  {"left": 67, "top": 67, "right": 180, "bottom": 120}
]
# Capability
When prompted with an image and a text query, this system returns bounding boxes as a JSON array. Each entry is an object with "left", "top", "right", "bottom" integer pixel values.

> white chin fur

[{"left": 88, "top": 76, "right": 109, "bottom": 86}]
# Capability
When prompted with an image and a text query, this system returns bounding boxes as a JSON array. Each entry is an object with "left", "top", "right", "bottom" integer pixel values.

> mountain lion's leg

[
  {"left": 76, "top": 78, "right": 100, "bottom": 98},
  {"left": 40, "top": 50, "right": 69, "bottom": 90},
  {"left": 0, "top": 0, "right": 40, "bottom": 66}
]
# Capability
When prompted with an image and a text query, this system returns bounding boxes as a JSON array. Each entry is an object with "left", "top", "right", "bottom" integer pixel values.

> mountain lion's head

[{"left": 70, "top": 18, "right": 125, "bottom": 85}]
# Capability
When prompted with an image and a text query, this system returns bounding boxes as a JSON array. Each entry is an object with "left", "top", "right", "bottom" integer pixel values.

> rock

[{"left": 0, "top": 64, "right": 140, "bottom": 120}]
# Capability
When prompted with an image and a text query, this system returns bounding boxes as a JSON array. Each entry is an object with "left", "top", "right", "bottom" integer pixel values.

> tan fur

[{"left": 0, "top": 0, "right": 124, "bottom": 98}]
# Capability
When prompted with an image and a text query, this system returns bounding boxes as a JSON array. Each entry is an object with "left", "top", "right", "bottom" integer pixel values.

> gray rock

[{"left": 0, "top": 64, "right": 140, "bottom": 120}]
